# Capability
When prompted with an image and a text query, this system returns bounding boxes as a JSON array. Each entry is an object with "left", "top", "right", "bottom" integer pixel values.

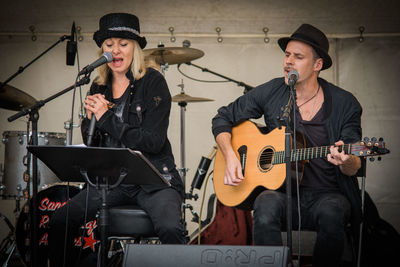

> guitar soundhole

[{"left": 258, "top": 147, "right": 274, "bottom": 172}]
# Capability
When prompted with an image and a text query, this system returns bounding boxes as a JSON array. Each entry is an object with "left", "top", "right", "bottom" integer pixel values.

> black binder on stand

[{"left": 27, "top": 145, "right": 169, "bottom": 267}]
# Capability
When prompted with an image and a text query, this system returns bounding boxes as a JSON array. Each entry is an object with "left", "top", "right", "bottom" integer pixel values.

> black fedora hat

[
  {"left": 278, "top": 24, "right": 332, "bottom": 70},
  {"left": 93, "top": 13, "right": 147, "bottom": 49}
]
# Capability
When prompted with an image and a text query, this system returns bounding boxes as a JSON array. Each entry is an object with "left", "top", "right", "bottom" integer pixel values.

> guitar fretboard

[{"left": 272, "top": 144, "right": 352, "bottom": 164}]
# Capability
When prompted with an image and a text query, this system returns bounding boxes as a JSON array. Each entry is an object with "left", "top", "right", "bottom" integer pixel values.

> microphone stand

[
  {"left": 7, "top": 74, "right": 91, "bottom": 267},
  {"left": 279, "top": 84, "right": 297, "bottom": 262},
  {"left": 0, "top": 35, "right": 70, "bottom": 91},
  {"left": 182, "top": 62, "right": 254, "bottom": 94}
]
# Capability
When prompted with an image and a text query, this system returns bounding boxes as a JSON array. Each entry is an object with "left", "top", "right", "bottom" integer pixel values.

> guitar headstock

[{"left": 351, "top": 137, "right": 390, "bottom": 157}]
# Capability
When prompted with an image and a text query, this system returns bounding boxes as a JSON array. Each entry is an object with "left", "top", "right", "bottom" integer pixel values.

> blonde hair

[{"left": 95, "top": 40, "right": 147, "bottom": 85}]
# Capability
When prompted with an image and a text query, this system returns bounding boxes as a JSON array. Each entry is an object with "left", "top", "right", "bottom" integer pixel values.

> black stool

[
  {"left": 108, "top": 205, "right": 158, "bottom": 241},
  {"left": 106, "top": 205, "right": 159, "bottom": 265}
]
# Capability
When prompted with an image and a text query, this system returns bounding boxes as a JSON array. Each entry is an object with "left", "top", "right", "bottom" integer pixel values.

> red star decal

[{"left": 83, "top": 232, "right": 99, "bottom": 252}]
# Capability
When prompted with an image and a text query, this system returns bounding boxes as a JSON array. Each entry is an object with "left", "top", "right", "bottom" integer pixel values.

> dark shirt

[{"left": 295, "top": 103, "right": 339, "bottom": 191}]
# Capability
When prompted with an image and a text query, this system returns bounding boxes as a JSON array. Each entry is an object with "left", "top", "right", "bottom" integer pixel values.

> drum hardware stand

[
  {"left": 0, "top": 164, "right": 4, "bottom": 196},
  {"left": 0, "top": 35, "right": 72, "bottom": 92},
  {"left": 7, "top": 75, "right": 91, "bottom": 267},
  {"left": 180, "top": 62, "right": 254, "bottom": 94},
  {"left": 174, "top": 81, "right": 190, "bottom": 238},
  {"left": 64, "top": 120, "right": 80, "bottom": 146},
  {"left": 64, "top": 94, "right": 86, "bottom": 146},
  {"left": 157, "top": 42, "right": 169, "bottom": 75},
  {"left": 0, "top": 212, "right": 16, "bottom": 267}
]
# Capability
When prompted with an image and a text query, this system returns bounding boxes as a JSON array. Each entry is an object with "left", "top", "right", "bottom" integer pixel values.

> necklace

[
  {"left": 297, "top": 83, "right": 320, "bottom": 108},
  {"left": 308, "top": 91, "right": 319, "bottom": 120}
]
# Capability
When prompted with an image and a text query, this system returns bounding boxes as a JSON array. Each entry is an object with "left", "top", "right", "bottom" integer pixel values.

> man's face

[{"left": 283, "top": 40, "right": 322, "bottom": 85}]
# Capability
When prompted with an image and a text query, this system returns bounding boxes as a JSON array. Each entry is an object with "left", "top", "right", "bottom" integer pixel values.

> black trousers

[
  {"left": 253, "top": 189, "right": 351, "bottom": 267},
  {"left": 48, "top": 185, "right": 185, "bottom": 267}
]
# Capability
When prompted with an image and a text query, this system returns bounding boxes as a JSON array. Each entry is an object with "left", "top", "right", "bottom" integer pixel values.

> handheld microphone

[
  {"left": 86, "top": 115, "right": 96, "bottom": 147},
  {"left": 78, "top": 52, "right": 113, "bottom": 75},
  {"left": 66, "top": 22, "right": 77, "bottom": 66},
  {"left": 288, "top": 70, "right": 299, "bottom": 87}
]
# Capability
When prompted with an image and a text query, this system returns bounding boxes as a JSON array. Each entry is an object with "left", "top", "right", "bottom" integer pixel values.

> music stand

[{"left": 27, "top": 145, "right": 170, "bottom": 267}]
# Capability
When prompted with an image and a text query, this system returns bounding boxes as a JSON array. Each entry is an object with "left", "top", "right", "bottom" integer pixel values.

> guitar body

[{"left": 213, "top": 121, "right": 305, "bottom": 209}]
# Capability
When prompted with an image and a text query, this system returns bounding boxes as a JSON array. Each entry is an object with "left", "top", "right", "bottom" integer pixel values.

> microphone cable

[
  {"left": 74, "top": 185, "right": 91, "bottom": 267},
  {"left": 69, "top": 74, "right": 79, "bottom": 144},
  {"left": 197, "top": 170, "right": 214, "bottom": 245},
  {"left": 62, "top": 181, "right": 70, "bottom": 267},
  {"left": 68, "top": 26, "right": 84, "bottom": 145},
  {"left": 75, "top": 36, "right": 85, "bottom": 125}
]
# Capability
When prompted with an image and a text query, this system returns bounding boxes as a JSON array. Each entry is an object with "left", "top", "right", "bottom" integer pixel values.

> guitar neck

[{"left": 273, "top": 144, "right": 351, "bottom": 164}]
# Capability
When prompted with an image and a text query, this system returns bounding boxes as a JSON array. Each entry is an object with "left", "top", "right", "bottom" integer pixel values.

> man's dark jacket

[{"left": 212, "top": 77, "right": 363, "bottom": 235}]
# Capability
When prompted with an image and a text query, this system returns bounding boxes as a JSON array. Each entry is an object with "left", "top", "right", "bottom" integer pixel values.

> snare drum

[
  {"left": 15, "top": 184, "right": 81, "bottom": 267},
  {"left": 1, "top": 131, "right": 66, "bottom": 198}
]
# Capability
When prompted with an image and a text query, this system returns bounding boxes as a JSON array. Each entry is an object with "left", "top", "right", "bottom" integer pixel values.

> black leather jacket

[
  {"left": 81, "top": 68, "right": 183, "bottom": 194},
  {"left": 212, "top": 77, "right": 363, "bottom": 232}
]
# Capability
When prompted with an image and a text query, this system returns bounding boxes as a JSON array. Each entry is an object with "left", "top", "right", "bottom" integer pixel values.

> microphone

[
  {"left": 288, "top": 70, "right": 299, "bottom": 86},
  {"left": 191, "top": 146, "right": 217, "bottom": 190},
  {"left": 86, "top": 115, "right": 96, "bottom": 146},
  {"left": 66, "top": 22, "right": 77, "bottom": 66},
  {"left": 78, "top": 52, "right": 113, "bottom": 76}
]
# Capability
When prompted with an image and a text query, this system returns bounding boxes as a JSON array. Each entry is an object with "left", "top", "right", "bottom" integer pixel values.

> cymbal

[
  {"left": 144, "top": 47, "right": 204, "bottom": 65},
  {"left": 172, "top": 93, "right": 214, "bottom": 103},
  {"left": 0, "top": 83, "right": 36, "bottom": 111}
]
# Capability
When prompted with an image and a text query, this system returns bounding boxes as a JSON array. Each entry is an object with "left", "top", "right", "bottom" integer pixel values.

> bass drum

[
  {"left": 1, "top": 131, "right": 66, "bottom": 199},
  {"left": 15, "top": 184, "right": 82, "bottom": 267}
]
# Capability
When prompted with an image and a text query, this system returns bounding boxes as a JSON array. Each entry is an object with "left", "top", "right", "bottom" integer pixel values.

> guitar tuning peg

[
  {"left": 369, "top": 157, "right": 375, "bottom": 162},
  {"left": 379, "top": 137, "right": 384, "bottom": 141},
  {"left": 371, "top": 137, "right": 377, "bottom": 142},
  {"left": 363, "top": 137, "right": 370, "bottom": 142}
]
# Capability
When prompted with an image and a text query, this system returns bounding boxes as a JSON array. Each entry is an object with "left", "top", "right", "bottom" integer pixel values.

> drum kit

[{"left": 0, "top": 45, "right": 217, "bottom": 266}]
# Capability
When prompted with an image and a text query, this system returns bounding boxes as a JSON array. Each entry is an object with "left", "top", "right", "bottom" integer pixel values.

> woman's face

[{"left": 102, "top": 38, "right": 134, "bottom": 75}]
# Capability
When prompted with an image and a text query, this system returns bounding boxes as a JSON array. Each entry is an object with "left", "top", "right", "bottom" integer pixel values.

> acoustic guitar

[{"left": 213, "top": 120, "right": 389, "bottom": 209}]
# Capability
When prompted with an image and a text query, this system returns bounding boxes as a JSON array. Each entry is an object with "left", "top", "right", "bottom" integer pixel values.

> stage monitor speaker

[{"left": 122, "top": 244, "right": 291, "bottom": 267}]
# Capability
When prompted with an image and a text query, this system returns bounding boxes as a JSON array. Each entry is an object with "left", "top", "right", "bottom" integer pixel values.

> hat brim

[
  {"left": 278, "top": 37, "right": 332, "bottom": 70},
  {"left": 93, "top": 30, "right": 147, "bottom": 49}
]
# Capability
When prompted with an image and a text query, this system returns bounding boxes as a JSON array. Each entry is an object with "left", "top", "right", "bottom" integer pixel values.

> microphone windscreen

[
  {"left": 66, "top": 40, "right": 77, "bottom": 66},
  {"left": 66, "top": 22, "right": 77, "bottom": 66},
  {"left": 103, "top": 52, "right": 113, "bottom": 63},
  {"left": 288, "top": 70, "right": 299, "bottom": 80}
]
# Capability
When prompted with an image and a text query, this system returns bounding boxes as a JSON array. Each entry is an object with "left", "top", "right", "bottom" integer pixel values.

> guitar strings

[{"left": 258, "top": 144, "right": 368, "bottom": 161}]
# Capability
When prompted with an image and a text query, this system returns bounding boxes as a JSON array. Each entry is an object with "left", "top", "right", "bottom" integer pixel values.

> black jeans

[
  {"left": 253, "top": 189, "right": 351, "bottom": 267},
  {"left": 48, "top": 185, "right": 185, "bottom": 267}
]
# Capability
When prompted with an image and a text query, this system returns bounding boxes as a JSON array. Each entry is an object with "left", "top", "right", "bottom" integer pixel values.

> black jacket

[
  {"left": 212, "top": 77, "right": 363, "bottom": 232},
  {"left": 81, "top": 68, "right": 183, "bottom": 194}
]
